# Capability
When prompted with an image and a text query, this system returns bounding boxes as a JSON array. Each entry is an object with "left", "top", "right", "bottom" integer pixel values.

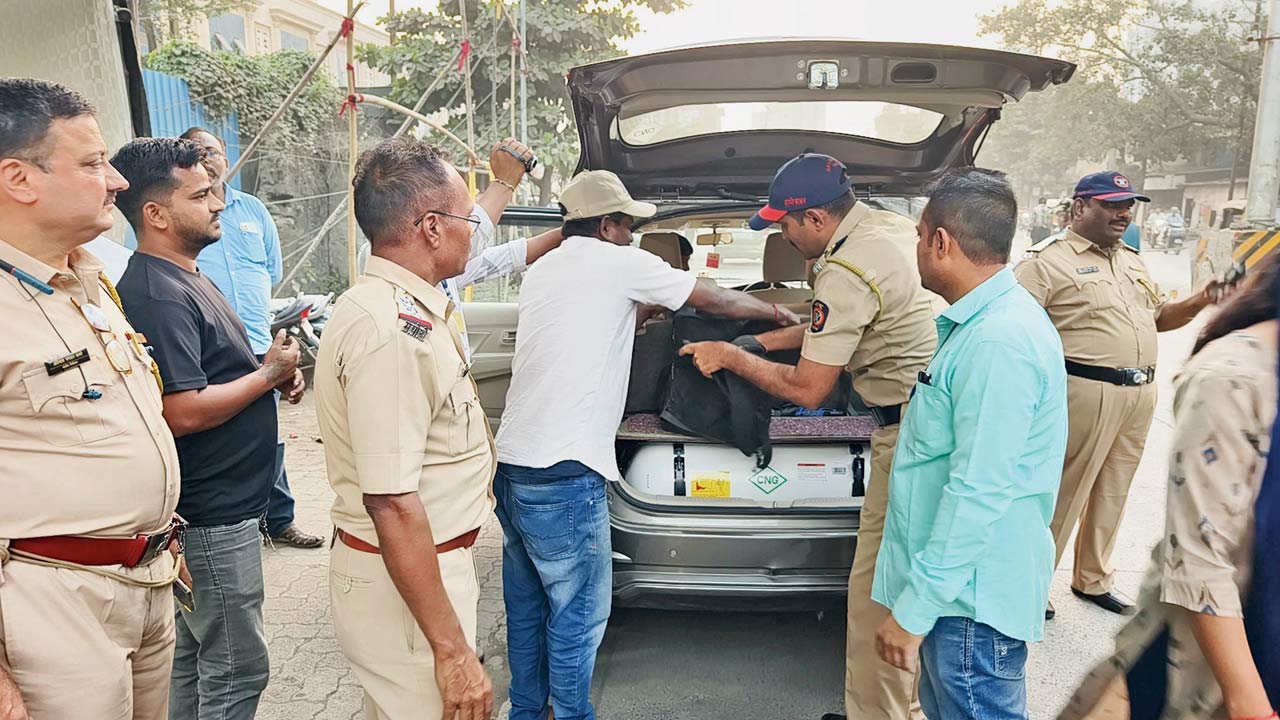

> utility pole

[
  {"left": 519, "top": 0, "right": 528, "bottom": 145},
  {"left": 388, "top": 0, "right": 395, "bottom": 45},
  {"left": 1245, "top": 0, "right": 1280, "bottom": 225}
]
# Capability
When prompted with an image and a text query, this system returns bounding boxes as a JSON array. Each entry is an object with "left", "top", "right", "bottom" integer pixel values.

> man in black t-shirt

[{"left": 111, "top": 138, "right": 303, "bottom": 720}]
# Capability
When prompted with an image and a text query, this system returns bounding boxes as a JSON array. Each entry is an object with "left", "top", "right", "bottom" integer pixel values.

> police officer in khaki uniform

[
  {"left": 682, "top": 154, "right": 940, "bottom": 720},
  {"left": 315, "top": 137, "right": 495, "bottom": 720},
  {"left": 1015, "top": 171, "right": 1223, "bottom": 616},
  {"left": 0, "top": 79, "right": 185, "bottom": 720}
]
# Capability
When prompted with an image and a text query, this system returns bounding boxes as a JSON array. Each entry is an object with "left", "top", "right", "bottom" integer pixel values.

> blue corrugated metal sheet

[{"left": 142, "top": 69, "right": 242, "bottom": 190}]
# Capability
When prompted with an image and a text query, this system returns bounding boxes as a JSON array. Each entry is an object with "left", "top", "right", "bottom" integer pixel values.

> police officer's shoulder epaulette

[{"left": 1022, "top": 232, "right": 1064, "bottom": 260}]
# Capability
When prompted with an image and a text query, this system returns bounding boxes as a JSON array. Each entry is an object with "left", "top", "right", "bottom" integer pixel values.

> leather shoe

[
  {"left": 1072, "top": 587, "right": 1136, "bottom": 615},
  {"left": 272, "top": 524, "right": 325, "bottom": 549},
  {"left": 1045, "top": 600, "right": 1055, "bottom": 620},
  {"left": 820, "top": 715, "right": 847, "bottom": 720}
]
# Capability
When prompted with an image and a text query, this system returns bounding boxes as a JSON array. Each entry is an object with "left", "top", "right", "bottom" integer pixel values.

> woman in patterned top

[{"left": 1059, "top": 257, "right": 1280, "bottom": 720}]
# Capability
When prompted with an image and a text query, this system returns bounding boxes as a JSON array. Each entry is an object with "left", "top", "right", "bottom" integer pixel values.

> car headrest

[
  {"left": 763, "top": 232, "right": 806, "bottom": 283},
  {"left": 639, "top": 232, "right": 684, "bottom": 269}
]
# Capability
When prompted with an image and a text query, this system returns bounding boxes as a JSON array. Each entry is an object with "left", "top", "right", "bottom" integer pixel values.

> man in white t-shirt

[{"left": 493, "top": 170, "right": 799, "bottom": 720}]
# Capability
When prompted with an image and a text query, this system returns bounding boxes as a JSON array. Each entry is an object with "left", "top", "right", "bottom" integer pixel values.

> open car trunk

[
  {"left": 617, "top": 310, "right": 876, "bottom": 510},
  {"left": 568, "top": 40, "right": 1076, "bottom": 199}
]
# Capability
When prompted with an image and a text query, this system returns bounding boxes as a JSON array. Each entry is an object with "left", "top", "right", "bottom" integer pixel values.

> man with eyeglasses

[{"left": 315, "top": 137, "right": 501, "bottom": 720}]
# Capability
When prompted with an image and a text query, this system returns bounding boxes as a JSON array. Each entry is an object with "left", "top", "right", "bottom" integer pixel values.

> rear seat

[
  {"left": 638, "top": 232, "right": 684, "bottom": 269},
  {"left": 748, "top": 233, "right": 813, "bottom": 305}
]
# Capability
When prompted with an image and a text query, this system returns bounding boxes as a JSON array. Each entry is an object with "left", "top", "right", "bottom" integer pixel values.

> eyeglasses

[
  {"left": 413, "top": 210, "right": 482, "bottom": 228},
  {"left": 72, "top": 299, "right": 133, "bottom": 375}
]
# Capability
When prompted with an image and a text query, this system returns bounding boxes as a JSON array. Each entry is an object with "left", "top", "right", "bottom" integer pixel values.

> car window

[{"left": 619, "top": 101, "right": 943, "bottom": 147}]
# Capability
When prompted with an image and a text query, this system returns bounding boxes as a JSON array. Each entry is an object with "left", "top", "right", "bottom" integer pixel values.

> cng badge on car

[{"left": 749, "top": 466, "right": 789, "bottom": 495}]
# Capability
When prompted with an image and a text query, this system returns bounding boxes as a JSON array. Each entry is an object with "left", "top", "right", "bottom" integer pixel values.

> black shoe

[
  {"left": 820, "top": 715, "right": 847, "bottom": 720},
  {"left": 1045, "top": 600, "right": 1055, "bottom": 620},
  {"left": 1072, "top": 587, "right": 1136, "bottom": 615}
]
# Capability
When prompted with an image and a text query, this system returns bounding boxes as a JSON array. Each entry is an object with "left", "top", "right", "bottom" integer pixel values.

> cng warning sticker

[
  {"left": 749, "top": 467, "right": 789, "bottom": 495},
  {"left": 691, "top": 472, "right": 731, "bottom": 498}
]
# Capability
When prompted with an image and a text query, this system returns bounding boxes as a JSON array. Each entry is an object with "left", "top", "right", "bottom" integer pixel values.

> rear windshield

[{"left": 618, "top": 101, "right": 944, "bottom": 147}]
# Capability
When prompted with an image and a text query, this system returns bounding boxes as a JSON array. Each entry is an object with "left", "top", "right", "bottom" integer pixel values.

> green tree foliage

[
  {"left": 978, "top": 0, "right": 1266, "bottom": 194},
  {"left": 145, "top": 41, "right": 344, "bottom": 155},
  {"left": 359, "top": 0, "right": 686, "bottom": 203}
]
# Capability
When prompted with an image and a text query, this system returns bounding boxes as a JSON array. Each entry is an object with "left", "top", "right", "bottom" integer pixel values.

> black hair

[
  {"left": 559, "top": 204, "right": 630, "bottom": 239},
  {"left": 676, "top": 234, "right": 693, "bottom": 257},
  {"left": 921, "top": 168, "right": 1018, "bottom": 265},
  {"left": 0, "top": 78, "right": 96, "bottom": 169},
  {"left": 787, "top": 189, "right": 858, "bottom": 224},
  {"left": 352, "top": 137, "right": 456, "bottom": 246},
  {"left": 1193, "top": 255, "right": 1280, "bottom": 356},
  {"left": 179, "top": 126, "right": 226, "bottom": 149},
  {"left": 109, "top": 138, "right": 206, "bottom": 230}
]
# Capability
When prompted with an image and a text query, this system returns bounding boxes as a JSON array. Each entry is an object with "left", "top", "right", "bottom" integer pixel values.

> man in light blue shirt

[{"left": 872, "top": 168, "right": 1068, "bottom": 720}]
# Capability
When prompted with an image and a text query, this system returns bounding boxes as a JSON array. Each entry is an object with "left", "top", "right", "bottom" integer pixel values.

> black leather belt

[
  {"left": 868, "top": 404, "right": 903, "bottom": 426},
  {"left": 1066, "top": 360, "right": 1155, "bottom": 387}
]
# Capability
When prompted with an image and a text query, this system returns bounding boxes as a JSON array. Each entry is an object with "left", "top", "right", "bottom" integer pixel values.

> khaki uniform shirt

[
  {"left": 1059, "top": 331, "right": 1273, "bottom": 720},
  {"left": 316, "top": 256, "right": 495, "bottom": 548},
  {"left": 801, "top": 202, "right": 939, "bottom": 408},
  {"left": 1014, "top": 229, "right": 1166, "bottom": 368},
  {"left": 0, "top": 239, "right": 180, "bottom": 543}
]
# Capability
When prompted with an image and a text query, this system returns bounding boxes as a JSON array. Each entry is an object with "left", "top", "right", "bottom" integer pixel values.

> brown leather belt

[
  {"left": 10, "top": 517, "right": 187, "bottom": 568},
  {"left": 336, "top": 527, "right": 480, "bottom": 555}
]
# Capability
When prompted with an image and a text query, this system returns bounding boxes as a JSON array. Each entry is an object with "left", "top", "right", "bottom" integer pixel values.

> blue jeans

[
  {"left": 495, "top": 462, "right": 612, "bottom": 720},
  {"left": 265, "top": 438, "right": 296, "bottom": 536},
  {"left": 170, "top": 518, "right": 270, "bottom": 720},
  {"left": 918, "top": 617, "right": 1028, "bottom": 720},
  {"left": 263, "top": 388, "right": 295, "bottom": 537}
]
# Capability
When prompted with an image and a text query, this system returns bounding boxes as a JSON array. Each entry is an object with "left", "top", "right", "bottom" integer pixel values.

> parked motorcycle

[{"left": 269, "top": 292, "right": 333, "bottom": 384}]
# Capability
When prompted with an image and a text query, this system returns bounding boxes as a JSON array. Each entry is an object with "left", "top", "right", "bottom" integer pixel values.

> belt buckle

[
  {"left": 138, "top": 517, "right": 185, "bottom": 566},
  {"left": 868, "top": 406, "right": 887, "bottom": 426},
  {"left": 1128, "top": 368, "right": 1149, "bottom": 386}
]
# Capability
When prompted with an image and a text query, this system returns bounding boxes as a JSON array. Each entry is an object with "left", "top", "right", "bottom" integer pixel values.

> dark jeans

[
  {"left": 256, "top": 379, "right": 294, "bottom": 537},
  {"left": 170, "top": 518, "right": 270, "bottom": 720},
  {"left": 495, "top": 462, "right": 612, "bottom": 720},
  {"left": 919, "top": 617, "right": 1028, "bottom": 720},
  {"left": 265, "top": 438, "right": 295, "bottom": 536}
]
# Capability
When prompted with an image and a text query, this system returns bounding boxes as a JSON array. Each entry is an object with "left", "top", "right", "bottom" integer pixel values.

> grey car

[{"left": 466, "top": 40, "right": 1074, "bottom": 609}]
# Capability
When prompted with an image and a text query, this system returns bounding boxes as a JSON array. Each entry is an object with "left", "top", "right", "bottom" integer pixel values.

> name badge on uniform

[
  {"left": 1077, "top": 266, "right": 1100, "bottom": 275},
  {"left": 238, "top": 221, "right": 261, "bottom": 234},
  {"left": 399, "top": 313, "right": 432, "bottom": 341},
  {"left": 46, "top": 348, "right": 90, "bottom": 376}
]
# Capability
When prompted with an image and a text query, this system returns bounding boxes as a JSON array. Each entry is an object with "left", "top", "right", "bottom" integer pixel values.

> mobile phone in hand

[{"left": 174, "top": 577, "right": 196, "bottom": 613}]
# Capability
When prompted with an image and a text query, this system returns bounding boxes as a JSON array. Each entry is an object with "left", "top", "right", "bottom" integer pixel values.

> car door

[{"left": 460, "top": 207, "right": 561, "bottom": 428}]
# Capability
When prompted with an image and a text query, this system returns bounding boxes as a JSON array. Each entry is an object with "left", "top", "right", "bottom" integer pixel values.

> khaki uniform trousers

[
  {"left": 845, "top": 423, "right": 923, "bottom": 720},
  {"left": 330, "top": 539, "right": 480, "bottom": 720},
  {"left": 0, "top": 555, "right": 177, "bottom": 719},
  {"left": 1050, "top": 376, "right": 1157, "bottom": 595}
]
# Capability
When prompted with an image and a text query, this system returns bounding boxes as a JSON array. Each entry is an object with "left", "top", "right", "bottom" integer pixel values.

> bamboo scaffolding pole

[
  {"left": 345, "top": 0, "right": 359, "bottom": 287},
  {"left": 277, "top": 49, "right": 463, "bottom": 291},
  {"left": 224, "top": 1, "right": 366, "bottom": 183}
]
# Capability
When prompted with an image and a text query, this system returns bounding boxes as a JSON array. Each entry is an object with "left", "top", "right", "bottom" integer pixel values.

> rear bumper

[{"left": 607, "top": 482, "right": 858, "bottom": 610}]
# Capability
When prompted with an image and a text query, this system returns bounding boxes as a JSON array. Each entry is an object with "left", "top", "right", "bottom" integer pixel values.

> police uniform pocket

[
  {"left": 20, "top": 361, "right": 124, "bottom": 447},
  {"left": 511, "top": 495, "right": 575, "bottom": 561},
  {"left": 1074, "top": 276, "right": 1120, "bottom": 315},
  {"left": 446, "top": 381, "right": 485, "bottom": 454}
]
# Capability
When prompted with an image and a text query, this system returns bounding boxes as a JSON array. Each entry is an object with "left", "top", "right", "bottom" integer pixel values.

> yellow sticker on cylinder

[{"left": 690, "top": 472, "right": 731, "bottom": 498}]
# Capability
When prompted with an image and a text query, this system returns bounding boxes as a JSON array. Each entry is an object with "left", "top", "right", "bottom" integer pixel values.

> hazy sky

[{"left": 318, "top": 1, "right": 1017, "bottom": 51}]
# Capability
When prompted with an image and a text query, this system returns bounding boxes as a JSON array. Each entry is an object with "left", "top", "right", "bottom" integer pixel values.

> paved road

[{"left": 259, "top": 247, "right": 1196, "bottom": 720}]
